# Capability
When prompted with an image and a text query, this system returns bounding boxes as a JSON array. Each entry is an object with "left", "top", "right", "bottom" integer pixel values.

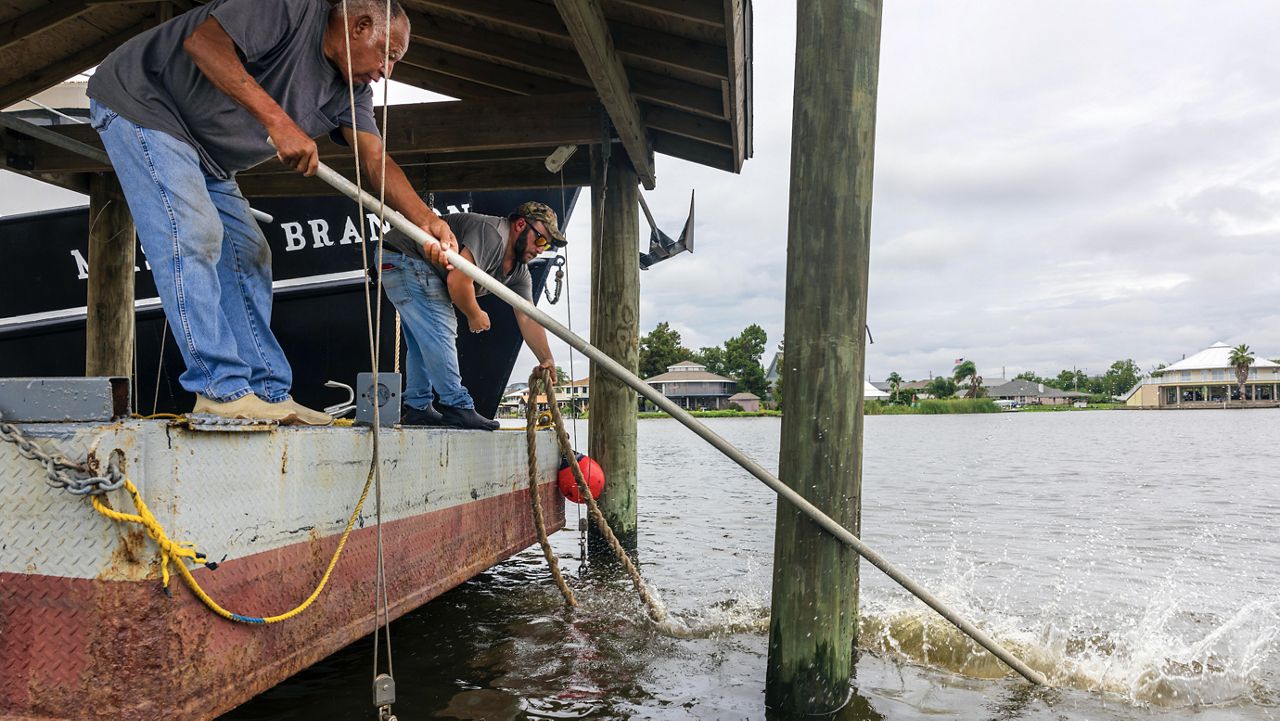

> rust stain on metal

[
  {"left": 280, "top": 446, "right": 288, "bottom": 475},
  {"left": 99, "top": 528, "right": 153, "bottom": 582}
]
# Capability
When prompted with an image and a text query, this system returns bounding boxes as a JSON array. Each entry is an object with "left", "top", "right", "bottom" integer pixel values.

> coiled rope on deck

[
  {"left": 525, "top": 367, "right": 671, "bottom": 626},
  {"left": 91, "top": 463, "right": 378, "bottom": 624}
]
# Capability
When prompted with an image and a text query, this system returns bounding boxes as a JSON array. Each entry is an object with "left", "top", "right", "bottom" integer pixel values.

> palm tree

[
  {"left": 886, "top": 372, "right": 902, "bottom": 403},
  {"left": 1229, "top": 343, "right": 1255, "bottom": 401},
  {"left": 953, "top": 360, "right": 982, "bottom": 399}
]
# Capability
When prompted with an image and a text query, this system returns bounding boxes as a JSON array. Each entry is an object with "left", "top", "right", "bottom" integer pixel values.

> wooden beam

[
  {"left": 396, "top": 55, "right": 726, "bottom": 122},
  {"left": 0, "top": 21, "right": 156, "bottom": 110},
  {"left": 0, "top": 0, "right": 89, "bottom": 55},
  {"left": 236, "top": 153, "right": 590, "bottom": 196},
  {"left": 644, "top": 104, "right": 732, "bottom": 148},
  {"left": 603, "top": 0, "right": 723, "bottom": 29},
  {"left": 766, "top": 0, "right": 882, "bottom": 713},
  {"left": 19, "top": 94, "right": 603, "bottom": 172},
  {"left": 413, "top": 0, "right": 727, "bottom": 80},
  {"left": 553, "top": 0, "right": 656, "bottom": 189},
  {"left": 586, "top": 145, "right": 640, "bottom": 558},
  {"left": 85, "top": 172, "right": 136, "bottom": 377},
  {"left": 722, "top": 0, "right": 748, "bottom": 171},
  {"left": 649, "top": 130, "right": 734, "bottom": 171},
  {"left": 242, "top": 147, "right": 561, "bottom": 177}
]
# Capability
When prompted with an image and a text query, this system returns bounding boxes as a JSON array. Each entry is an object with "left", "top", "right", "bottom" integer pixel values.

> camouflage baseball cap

[{"left": 514, "top": 201, "right": 567, "bottom": 247}]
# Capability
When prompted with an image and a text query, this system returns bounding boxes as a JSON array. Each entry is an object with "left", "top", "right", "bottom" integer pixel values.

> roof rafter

[
  {"left": 4, "top": 93, "right": 603, "bottom": 174},
  {"left": 553, "top": 0, "right": 656, "bottom": 189},
  {"left": 0, "top": 1, "right": 90, "bottom": 55},
  {"left": 0, "top": 21, "right": 156, "bottom": 110}
]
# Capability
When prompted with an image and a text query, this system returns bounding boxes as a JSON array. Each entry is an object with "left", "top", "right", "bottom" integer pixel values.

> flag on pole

[{"left": 953, "top": 357, "right": 964, "bottom": 365}]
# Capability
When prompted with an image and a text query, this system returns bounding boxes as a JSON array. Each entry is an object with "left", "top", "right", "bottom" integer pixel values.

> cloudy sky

[{"left": 5, "top": 1, "right": 1280, "bottom": 385}]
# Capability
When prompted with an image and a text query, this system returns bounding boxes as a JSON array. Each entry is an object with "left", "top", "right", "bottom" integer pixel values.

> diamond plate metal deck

[{"left": 0, "top": 421, "right": 564, "bottom": 720}]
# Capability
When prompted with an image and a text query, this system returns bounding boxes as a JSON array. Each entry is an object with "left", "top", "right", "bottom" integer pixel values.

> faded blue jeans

[
  {"left": 90, "top": 100, "right": 291, "bottom": 403},
  {"left": 379, "top": 251, "right": 474, "bottom": 410}
]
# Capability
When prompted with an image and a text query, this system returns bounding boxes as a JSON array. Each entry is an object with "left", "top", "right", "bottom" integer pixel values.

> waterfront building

[
  {"left": 644, "top": 360, "right": 738, "bottom": 410},
  {"left": 1124, "top": 342, "right": 1280, "bottom": 407},
  {"left": 728, "top": 392, "right": 761, "bottom": 411},
  {"left": 984, "top": 378, "right": 1089, "bottom": 406}
]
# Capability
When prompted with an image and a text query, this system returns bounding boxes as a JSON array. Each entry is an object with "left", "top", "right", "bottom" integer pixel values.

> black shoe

[
  {"left": 438, "top": 404, "right": 499, "bottom": 431},
  {"left": 401, "top": 404, "right": 444, "bottom": 426}
]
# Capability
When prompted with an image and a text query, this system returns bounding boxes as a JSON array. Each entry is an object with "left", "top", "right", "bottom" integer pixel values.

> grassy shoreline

[{"left": 531, "top": 400, "right": 1121, "bottom": 420}]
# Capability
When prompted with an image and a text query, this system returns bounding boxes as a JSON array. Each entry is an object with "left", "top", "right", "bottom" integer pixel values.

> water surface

[{"left": 223, "top": 410, "right": 1280, "bottom": 720}]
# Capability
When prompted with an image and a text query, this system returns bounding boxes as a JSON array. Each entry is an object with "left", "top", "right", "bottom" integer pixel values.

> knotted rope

[{"left": 527, "top": 367, "right": 669, "bottom": 625}]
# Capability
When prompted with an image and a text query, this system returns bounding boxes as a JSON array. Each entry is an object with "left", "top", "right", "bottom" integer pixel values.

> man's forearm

[
  {"left": 516, "top": 312, "right": 553, "bottom": 363},
  {"left": 446, "top": 270, "right": 483, "bottom": 319}
]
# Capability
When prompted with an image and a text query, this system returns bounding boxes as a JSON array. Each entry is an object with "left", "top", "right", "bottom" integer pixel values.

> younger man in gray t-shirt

[{"left": 381, "top": 202, "right": 566, "bottom": 429}]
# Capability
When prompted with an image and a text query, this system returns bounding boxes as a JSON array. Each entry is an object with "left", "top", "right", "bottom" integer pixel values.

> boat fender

[{"left": 557, "top": 452, "right": 604, "bottom": 503}]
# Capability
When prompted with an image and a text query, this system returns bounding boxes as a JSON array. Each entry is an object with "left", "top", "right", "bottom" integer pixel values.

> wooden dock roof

[{"left": 0, "top": 0, "right": 752, "bottom": 195}]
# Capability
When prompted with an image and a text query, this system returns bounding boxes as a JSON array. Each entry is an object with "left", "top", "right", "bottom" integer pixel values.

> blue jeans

[
  {"left": 379, "top": 252, "right": 474, "bottom": 410},
  {"left": 90, "top": 100, "right": 291, "bottom": 403}
]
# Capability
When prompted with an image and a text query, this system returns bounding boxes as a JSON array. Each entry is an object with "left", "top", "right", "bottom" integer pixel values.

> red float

[{"left": 557, "top": 453, "right": 605, "bottom": 503}]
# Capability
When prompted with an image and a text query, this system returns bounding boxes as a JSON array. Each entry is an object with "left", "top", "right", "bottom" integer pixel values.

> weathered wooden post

[
  {"left": 587, "top": 146, "right": 640, "bottom": 559},
  {"left": 765, "top": 0, "right": 882, "bottom": 714},
  {"left": 85, "top": 172, "right": 137, "bottom": 378}
]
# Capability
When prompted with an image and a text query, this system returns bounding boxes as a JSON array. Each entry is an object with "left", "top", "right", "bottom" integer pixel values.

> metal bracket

[
  {"left": 323, "top": 380, "right": 357, "bottom": 418},
  {"left": 374, "top": 673, "right": 397, "bottom": 721},
  {"left": 183, "top": 415, "right": 279, "bottom": 432},
  {"left": 355, "top": 372, "right": 401, "bottom": 427}
]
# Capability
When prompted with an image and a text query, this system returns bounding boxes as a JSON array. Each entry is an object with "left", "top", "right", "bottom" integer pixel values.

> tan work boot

[
  {"left": 192, "top": 393, "right": 297, "bottom": 422},
  {"left": 270, "top": 396, "right": 334, "bottom": 426}
]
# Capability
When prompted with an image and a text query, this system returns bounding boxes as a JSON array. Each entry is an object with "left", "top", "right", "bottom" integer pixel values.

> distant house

[
  {"left": 983, "top": 378, "right": 1088, "bottom": 406},
  {"left": 727, "top": 391, "right": 761, "bottom": 411},
  {"left": 1125, "top": 341, "right": 1280, "bottom": 407},
  {"left": 555, "top": 376, "right": 590, "bottom": 414},
  {"left": 645, "top": 360, "right": 737, "bottom": 410}
]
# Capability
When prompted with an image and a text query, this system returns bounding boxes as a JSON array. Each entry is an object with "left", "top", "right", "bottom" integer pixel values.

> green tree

[
  {"left": 1229, "top": 344, "right": 1255, "bottom": 400},
  {"left": 953, "top": 360, "right": 982, "bottom": 398},
  {"left": 722, "top": 324, "right": 769, "bottom": 397},
  {"left": 1053, "top": 368, "right": 1089, "bottom": 392},
  {"left": 639, "top": 322, "right": 692, "bottom": 378},
  {"left": 925, "top": 376, "right": 956, "bottom": 399},
  {"left": 1102, "top": 359, "right": 1141, "bottom": 398},
  {"left": 694, "top": 345, "right": 726, "bottom": 375},
  {"left": 886, "top": 372, "right": 903, "bottom": 403},
  {"left": 1014, "top": 370, "right": 1046, "bottom": 384}
]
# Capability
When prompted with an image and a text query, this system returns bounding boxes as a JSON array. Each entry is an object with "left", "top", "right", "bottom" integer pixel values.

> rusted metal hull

[{"left": 0, "top": 420, "right": 564, "bottom": 720}]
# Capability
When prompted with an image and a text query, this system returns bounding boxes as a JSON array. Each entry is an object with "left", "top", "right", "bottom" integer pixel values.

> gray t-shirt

[
  {"left": 87, "top": 0, "right": 379, "bottom": 179},
  {"left": 385, "top": 213, "right": 532, "bottom": 301}
]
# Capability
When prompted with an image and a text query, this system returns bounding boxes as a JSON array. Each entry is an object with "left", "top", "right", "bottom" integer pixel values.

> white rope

[{"left": 338, "top": 0, "right": 394, "bottom": 687}]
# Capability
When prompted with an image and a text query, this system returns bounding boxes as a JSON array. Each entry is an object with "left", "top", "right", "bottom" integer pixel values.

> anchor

[{"left": 638, "top": 191, "right": 694, "bottom": 270}]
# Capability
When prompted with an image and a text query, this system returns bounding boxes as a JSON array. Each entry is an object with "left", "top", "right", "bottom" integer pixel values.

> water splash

[{"left": 857, "top": 594, "right": 1280, "bottom": 709}]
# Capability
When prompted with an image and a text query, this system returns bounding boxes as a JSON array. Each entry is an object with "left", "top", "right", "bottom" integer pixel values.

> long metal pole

[{"left": 311, "top": 161, "right": 1049, "bottom": 687}]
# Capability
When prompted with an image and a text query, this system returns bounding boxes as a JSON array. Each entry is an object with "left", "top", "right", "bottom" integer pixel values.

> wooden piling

[
  {"left": 586, "top": 146, "right": 640, "bottom": 559},
  {"left": 765, "top": 0, "right": 882, "bottom": 714},
  {"left": 85, "top": 172, "right": 136, "bottom": 378}
]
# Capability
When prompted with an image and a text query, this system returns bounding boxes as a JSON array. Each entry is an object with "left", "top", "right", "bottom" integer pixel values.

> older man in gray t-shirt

[{"left": 86, "top": 0, "right": 457, "bottom": 425}]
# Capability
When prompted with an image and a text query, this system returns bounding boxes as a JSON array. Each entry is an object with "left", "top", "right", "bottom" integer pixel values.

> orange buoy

[{"left": 557, "top": 453, "right": 605, "bottom": 503}]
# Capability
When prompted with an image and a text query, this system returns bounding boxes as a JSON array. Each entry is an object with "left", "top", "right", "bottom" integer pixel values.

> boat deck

[{"left": 1, "top": 419, "right": 564, "bottom": 720}]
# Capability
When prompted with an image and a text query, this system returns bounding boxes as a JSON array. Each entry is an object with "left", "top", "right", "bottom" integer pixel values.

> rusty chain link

[{"left": 0, "top": 412, "right": 126, "bottom": 496}]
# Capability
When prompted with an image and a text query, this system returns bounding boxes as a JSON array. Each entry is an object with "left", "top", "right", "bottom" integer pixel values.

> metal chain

[
  {"left": 543, "top": 267, "right": 564, "bottom": 304},
  {"left": 0, "top": 413, "right": 125, "bottom": 496}
]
